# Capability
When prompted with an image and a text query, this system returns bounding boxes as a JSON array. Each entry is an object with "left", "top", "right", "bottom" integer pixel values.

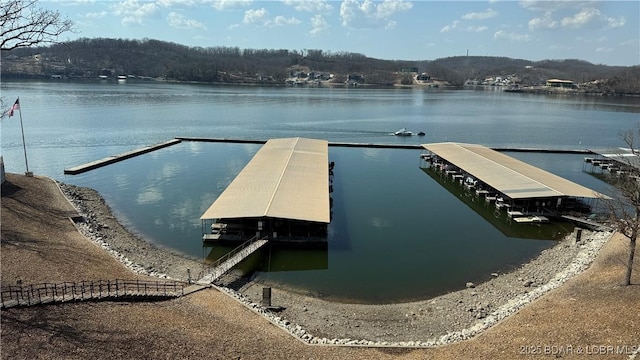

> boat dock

[
  {"left": 199, "top": 137, "right": 331, "bottom": 243},
  {"left": 63, "top": 136, "right": 591, "bottom": 176},
  {"left": 512, "top": 215, "right": 549, "bottom": 224},
  {"left": 177, "top": 137, "right": 592, "bottom": 152},
  {"left": 420, "top": 142, "right": 608, "bottom": 224},
  {"left": 64, "top": 139, "right": 181, "bottom": 174},
  {"left": 561, "top": 215, "right": 612, "bottom": 231},
  {"left": 583, "top": 147, "right": 640, "bottom": 176},
  {"left": 176, "top": 136, "right": 421, "bottom": 149}
]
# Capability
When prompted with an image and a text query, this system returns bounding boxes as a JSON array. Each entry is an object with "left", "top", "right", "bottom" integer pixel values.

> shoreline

[
  {"left": 58, "top": 180, "right": 612, "bottom": 346},
  {"left": 236, "top": 230, "right": 611, "bottom": 345}
]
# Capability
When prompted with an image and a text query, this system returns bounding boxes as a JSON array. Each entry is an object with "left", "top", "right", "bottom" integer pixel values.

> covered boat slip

[
  {"left": 421, "top": 165, "right": 568, "bottom": 240},
  {"left": 200, "top": 137, "right": 331, "bottom": 243},
  {"left": 584, "top": 147, "right": 640, "bottom": 176},
  {"left": 421, "top": 142, "right": 608, "bottom": 217}
]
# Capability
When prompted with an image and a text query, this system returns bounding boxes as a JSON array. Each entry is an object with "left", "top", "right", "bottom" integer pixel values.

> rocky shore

[
  {"left": 5, "top": 173, "right": 638, "bottom": 360},
  {"left": 59, "top": 183, "right": 203, "bottom": 281},
  {"left": 59, "top": 181, "right": 612, "bottom": 347},
  {"left": 236, "top": 230, "right": 611, "bottom": 346}
]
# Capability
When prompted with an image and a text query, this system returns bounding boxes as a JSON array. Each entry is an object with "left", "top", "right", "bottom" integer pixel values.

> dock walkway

[
  {"left": 0, "top": 279, "right": 205, "bottom": 309},
  {"left": 197, "top": 238, "right": 269, "bottom": 284},
  {"left": 63, "top": 137, "right": 591, "bottom": 176},
  {"left": 561, "top": 215, "right": 612, "bottom": 231},
  {"left": 177, "top": 137, "right": 591, "bottom": 152},
  {"left": 64, "top": 139, "right": 181, "bottom": 174}
]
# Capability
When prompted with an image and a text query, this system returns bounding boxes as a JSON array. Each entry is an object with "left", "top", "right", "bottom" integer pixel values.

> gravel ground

[
  {"left": 238, "top": 231, "right": 612, "bottom": 346},
  {"left": 2, "top": 173, "right": 638, "bottom": 360},
  {"left": 57, "top": 179, "right": 612, "bottom": 346}
]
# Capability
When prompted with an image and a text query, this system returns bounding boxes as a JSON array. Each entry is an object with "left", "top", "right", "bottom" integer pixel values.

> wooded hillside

[{"left": 2, "top": 38, "right": 638, "bottom": 94}]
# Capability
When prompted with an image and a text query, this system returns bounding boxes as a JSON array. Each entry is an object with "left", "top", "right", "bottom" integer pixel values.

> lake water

[{"left": 1, "top": 80, "right": 638, "bottom": 303}]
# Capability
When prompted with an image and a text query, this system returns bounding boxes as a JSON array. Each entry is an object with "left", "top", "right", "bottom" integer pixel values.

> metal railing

[
  {"left": 197, "top": 235, "right": 268, "bottom": 280},
  {"left": 1, "top": 279, "right": 187, "bottom": 308}
]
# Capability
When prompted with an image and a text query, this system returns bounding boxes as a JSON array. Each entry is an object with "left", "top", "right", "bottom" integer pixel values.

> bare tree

[
  {"left": 604, "top": 124, "right": 640, "bottom": 285},
  {"left": 1, "top": 0, "right": 75, "bottom": 51}
]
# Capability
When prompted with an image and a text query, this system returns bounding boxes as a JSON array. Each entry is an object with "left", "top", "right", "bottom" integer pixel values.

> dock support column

[{"left": 262, "top": 287, "right": 272, "bottom": 307}]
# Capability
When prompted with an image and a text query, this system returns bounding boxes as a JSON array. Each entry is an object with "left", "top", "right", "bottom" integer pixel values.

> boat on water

[
  {"left": 394, "top": 128, "right": 413, "bottom": 136},
  {"left": 394, "top": 128, "right": 426, "bottom": 136}
]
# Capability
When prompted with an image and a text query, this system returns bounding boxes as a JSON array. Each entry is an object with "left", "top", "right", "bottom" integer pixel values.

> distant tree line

[
  {"left": 2, "top": 37, "right": 638, "bottom": 93},
  {"left": 2, "top": 38, "right": 423, "bottom": 84}
]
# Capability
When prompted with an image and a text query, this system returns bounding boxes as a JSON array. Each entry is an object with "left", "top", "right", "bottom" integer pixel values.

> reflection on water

[
  {"left": 204, "top": 243, "right": 329, "bottom": 274},
  {"left": 422, "top": 166, "right": 574, "bottom": 240}
]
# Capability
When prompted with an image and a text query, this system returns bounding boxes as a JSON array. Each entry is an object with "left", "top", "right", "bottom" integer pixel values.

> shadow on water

[
  {"left": 420, "top": 166, "right": 575, "bottom": 240},
  {"left": 203, "top": 242, "right": 329, "bottom": 275}
]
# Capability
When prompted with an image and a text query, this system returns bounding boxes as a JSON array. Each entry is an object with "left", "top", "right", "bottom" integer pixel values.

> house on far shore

[
  {"left": 546, "top": 79, "right": 577, "bottom": 89},
  {"left": 416, "top": 73, "right": 431, "bottom": 82}
]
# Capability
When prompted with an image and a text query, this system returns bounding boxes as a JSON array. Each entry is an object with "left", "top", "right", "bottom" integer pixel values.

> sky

[{"left": 46, "top": 0, "right": 640, "bottom": 66}]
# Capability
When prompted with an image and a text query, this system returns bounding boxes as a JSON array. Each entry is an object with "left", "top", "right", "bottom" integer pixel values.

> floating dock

[
  {"left": 177, "top": 137, "right": 591, "bottom": 152},
  {"left": 561, "top": 215, "right": 612, "bottom": 231},
  {"left": 176, "top": 136, "right": 421, "bottom": 149},
  {"left": 64, "top": 137, "right": 592, "bottom": 176},
  {"left": 512, "top": 215, "right": 549, "bottom": 223},
  {"left": 420, "top": 142, "right": 610, "bottom": 226},
  {"left": 64, "top": 139, "right": 181, "bottom": 175}
]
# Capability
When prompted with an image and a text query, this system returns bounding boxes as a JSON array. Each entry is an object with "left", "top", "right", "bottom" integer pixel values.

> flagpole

[{"left": 17, "top": 98, "right": 32, "bottom": 176}]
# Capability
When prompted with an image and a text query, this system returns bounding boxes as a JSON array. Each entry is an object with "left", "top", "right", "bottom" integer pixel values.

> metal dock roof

[
  {"left": 200, "top": 137, "right": 330, "bottom": 223},
  {"left": 422, "top": 142, "right": 605, "bottom": 199}
]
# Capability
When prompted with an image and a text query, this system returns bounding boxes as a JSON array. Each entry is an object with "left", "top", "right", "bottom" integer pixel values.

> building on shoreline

[{"left": 546, "top": 79, "right": 577, "bottom": 89}]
